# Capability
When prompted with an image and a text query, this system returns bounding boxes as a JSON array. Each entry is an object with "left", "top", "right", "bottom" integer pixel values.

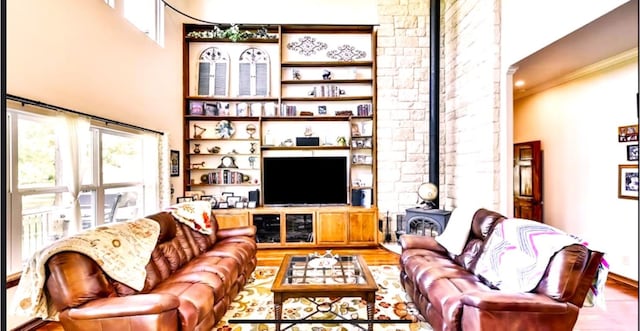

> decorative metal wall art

[
  {"left": 286, "top": 36, "right": 328, "bottom": 56},
  {"left": 326, "top": 44, "right": 366, "bottom": 61}
]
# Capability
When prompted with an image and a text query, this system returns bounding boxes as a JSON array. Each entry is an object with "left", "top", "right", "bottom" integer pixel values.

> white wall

[
  {"left": 184, "top": 0, "right": 379, "bottom": 25},
  {"left": 6, "top": 0, "right": 187, "bottom": 328},
  {"left": 501, "top": 0, "right": 627, "bottom": 65},
  {"left": 499, "top": 0, "right": 629, "bottom": 214},
  {"left": 514, "top": 52, "right": 639, "bottom": 280}
]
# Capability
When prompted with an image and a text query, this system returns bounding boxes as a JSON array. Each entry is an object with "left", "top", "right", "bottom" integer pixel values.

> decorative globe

[{"left": 418, "top": 182, "right": 438, "bottom": 201}]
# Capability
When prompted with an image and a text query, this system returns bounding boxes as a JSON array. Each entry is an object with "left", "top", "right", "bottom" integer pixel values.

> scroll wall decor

[
  {"left": 326, "top": 44, "right": 367, "bottom": 61},
  {"left": 286, "top": 36, "right": 328, "bottom": 56}
]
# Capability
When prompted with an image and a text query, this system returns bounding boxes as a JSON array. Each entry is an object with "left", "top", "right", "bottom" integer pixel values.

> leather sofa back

[
  {"left": 453, "top": 208, "right": 506, "bottom": 271},
  {"left": 45, "top": 212, "right": 223, "bottom": 309}
]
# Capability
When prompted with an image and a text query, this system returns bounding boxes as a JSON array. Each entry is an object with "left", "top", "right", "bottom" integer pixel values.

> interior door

[{"left": 513, "top": 141, "right": 543, "bottom": 222}]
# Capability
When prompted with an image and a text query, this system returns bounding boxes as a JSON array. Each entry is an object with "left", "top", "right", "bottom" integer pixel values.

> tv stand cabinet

[{"left": 213, "top": 206, "right": 378, "bottom": 247}]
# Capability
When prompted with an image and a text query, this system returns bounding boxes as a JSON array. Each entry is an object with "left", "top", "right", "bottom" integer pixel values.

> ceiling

[{"left": 512, "top": 0, "right": 639, "bottom": 99}]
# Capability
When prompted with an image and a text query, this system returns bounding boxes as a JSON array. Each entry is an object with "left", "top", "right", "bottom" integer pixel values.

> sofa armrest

[
  {"left": 461, "top": 290, "right": 571, "bottom": 313},
  {"left": 65, "top": 293, "right": 180, "bottom": 319},
  {"left": 216, "top": 225, "right": 256, "bottom": 239},
  {"left": 399, "top": 234, "right": 447, "bottom": 253}
]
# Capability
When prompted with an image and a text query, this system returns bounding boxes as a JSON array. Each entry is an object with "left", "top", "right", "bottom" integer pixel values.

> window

[
  {"left": 6, "top": 108, "right": 162, "bottom": 275},
  {"left": 124, "top": 0, "right": 164, "bottom": 45}
]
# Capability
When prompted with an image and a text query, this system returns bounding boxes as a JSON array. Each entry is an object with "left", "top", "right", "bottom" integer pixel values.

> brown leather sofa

[
  {"left": 399, "top": 208, "right": 604, "bottom": 331},
  {"left": 44, "top": 211, "right": 257, "bottom": 331}
]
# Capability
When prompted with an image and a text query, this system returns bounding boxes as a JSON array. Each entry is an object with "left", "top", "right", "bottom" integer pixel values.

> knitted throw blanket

[
  {"left": 11, "top": 218, "right": 160, "bottom": 321},
  {"left": 474, "top": 218, "right": 583, "bottom": 293}
]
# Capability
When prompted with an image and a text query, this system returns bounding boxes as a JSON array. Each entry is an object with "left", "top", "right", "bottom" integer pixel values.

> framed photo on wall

[
  {"left": 618, "top": 164, "right": 639, "bottom": 200},
  {"left": 618, "top": 124, "right": 638, "bottom": 142},
  {"left": 627, "top": 144, "right": 639, "bottom": 161},
  {"left": 170, "top": 150, "right": 180, "bottom": 177}
]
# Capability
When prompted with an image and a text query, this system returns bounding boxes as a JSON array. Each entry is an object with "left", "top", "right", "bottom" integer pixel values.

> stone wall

[{"left": 376, "top": 0, "right": 503, "bottom": 222}]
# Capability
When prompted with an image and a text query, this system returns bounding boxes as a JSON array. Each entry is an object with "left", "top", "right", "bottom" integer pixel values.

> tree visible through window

[{"left": 6, "top": 109, "right": 161, "bottom": 275}]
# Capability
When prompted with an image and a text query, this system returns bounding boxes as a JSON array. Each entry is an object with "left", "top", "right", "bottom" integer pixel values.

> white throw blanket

[
  {"left": 166, "top": 200, "right": 213, "bottom": 234},
  {"left": 11, "top": 218, "right": 160, "bottom": 321}
]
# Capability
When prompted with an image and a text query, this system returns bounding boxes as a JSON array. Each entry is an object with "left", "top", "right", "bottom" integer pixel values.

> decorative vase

[{"left": 193, "top": 144, "right": 201, "bottom": 154}]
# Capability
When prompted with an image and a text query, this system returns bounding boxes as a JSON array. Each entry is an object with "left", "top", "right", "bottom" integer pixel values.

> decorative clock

[{"left": 218, "top": 155, "right": 238, "bottom": 168}]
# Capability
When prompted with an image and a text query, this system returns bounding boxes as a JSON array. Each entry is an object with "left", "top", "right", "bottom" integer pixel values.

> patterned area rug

[{"left": 214, "top": 265, "right": 433, "bottom": 331}]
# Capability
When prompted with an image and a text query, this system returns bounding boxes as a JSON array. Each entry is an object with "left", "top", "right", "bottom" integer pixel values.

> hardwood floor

[{"left": 28, "top": 247, "right": 636, "bottom": 331}]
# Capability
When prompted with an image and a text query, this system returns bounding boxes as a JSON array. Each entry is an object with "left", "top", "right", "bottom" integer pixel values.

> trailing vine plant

[{"left": 186, "top": 24, "right": 277, "bottom": 41}]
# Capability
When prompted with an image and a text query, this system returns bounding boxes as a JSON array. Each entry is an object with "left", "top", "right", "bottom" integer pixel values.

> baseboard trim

[
  {"left": 11, "top": 318, "right": 48, "bottom": 331},
  {"left": 608, "top": 272, "right": 639, "bottom": 289}
]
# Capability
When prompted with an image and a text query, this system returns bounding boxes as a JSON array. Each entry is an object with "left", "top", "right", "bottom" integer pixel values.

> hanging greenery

[{"left": 186, "top": 24, "right": 277, "bottom": 41}]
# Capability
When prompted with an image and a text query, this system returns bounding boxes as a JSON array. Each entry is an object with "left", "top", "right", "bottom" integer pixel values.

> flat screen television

[{"left": 262, "top": 156, "right": 348, "bottom": 206}]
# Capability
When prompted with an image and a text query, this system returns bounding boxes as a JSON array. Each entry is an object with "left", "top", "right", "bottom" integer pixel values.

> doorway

[{"left": 513, "top": 141, "right": 543, "bottom": 222}]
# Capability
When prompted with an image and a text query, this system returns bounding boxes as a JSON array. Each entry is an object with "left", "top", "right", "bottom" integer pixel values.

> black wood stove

[{"left": 403, "top": 208, "right": 451, "bottom": 237}]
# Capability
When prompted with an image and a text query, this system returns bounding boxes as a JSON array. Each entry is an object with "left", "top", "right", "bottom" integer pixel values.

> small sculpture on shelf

[
  {"left": 248, "top": 156, "right": 257, "bottom": 168},
  {"left": 322, "top": 69, "right": 332, "bottom": 80},
  {"left": 207, "top": 146, "right": 221, "bottom": 154},
  {"left": 191, "top": 161, "right": 205, "bottom": 169},
  {"left": 292, "top": 69, "right": 301, "bottom": 80},
  {"left": 304, "top": 126, "right": 313, "bottom": 137},
  {"left": 246, "top": 124, "right": 257, "bottom": 139},
  {"left": 249, "top": 142, "right": 257, "bottom": 154},
  {"left": 193, "top": 124, "right": 207, "bottom": 139},
  {"left": 193, "top": 144, "right": 201, "bottom": 154}
]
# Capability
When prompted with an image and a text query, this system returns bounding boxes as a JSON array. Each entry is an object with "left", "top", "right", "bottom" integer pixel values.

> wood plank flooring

[{"left": 28, "top": 247, "right": 637, "bottom": 331}]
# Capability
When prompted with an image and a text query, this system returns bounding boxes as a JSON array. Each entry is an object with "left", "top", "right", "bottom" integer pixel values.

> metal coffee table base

[{"left": 274, "top": 295, "right": 375, "bottom": 331}]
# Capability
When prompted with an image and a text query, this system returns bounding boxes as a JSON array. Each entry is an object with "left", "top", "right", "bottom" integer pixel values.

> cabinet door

[
  {"left": 316, "top": 211, "right": 348, "bottom": 244},
  {"left": 213, "top": 211, "right": 249, "bottom": 229},
  {"left": 348, "top": 210, "right": 377, "bottom": 244}
]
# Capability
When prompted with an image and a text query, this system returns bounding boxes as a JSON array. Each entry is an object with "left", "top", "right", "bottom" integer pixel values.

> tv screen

[{"left": 263, "top": 156, "right": 348, "bottom": 206}]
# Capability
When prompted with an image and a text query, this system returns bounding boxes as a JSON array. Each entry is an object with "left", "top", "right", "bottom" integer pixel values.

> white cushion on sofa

[{"left": 435, "top": 206, "right": 480, "bottom": 255}]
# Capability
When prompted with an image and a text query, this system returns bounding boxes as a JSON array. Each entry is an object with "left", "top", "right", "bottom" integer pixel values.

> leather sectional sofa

[
  {"left": 44, "top": 211, "right": 257, "bottom": 331},
  {"left": 399, "top": 208, "right": 604, "bottom": 331}
]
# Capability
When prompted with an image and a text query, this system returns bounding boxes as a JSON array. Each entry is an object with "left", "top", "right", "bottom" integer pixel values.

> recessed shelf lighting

[{"left": 514, "top": 80, "right": 525, "bottom": 87}]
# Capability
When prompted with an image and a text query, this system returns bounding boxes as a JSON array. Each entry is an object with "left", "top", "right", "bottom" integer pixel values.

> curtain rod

[{"left": 6, "top": 94, "right": 164, "bottom": 135}]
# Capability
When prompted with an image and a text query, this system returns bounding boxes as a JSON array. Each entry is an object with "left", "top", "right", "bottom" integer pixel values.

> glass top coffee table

[{"left": 271, "top": 254, "right": 378, "bottom": 331}]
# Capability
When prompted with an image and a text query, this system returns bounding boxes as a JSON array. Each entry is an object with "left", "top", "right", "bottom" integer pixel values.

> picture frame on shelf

[
  {"left": 237, "top": 103, "right": 248, "bottom": 116},
  {"left": 176, "top": 196, "right": 194, "bottom": 203},
  {"left": 235, "top": 201, "right": 245, "bottom": 209},
  {"left": 170, "top": 150, "right": 180, "bottom": 177},
  {"left": 627, "top": 144, "right": 639, "bottom": 161},
  {"left": 218, "top": 202, "right": 229, "bottom": 209},
  {"left": 189, "top": 101, "right": 204, "bottom": 115},
  {"left": 618, "top": 124, "right": 638, "bottom": 142},
  {"left": 185, "top": 190, "right": 205, "bottom": 200},
  {"left": 227, "top": 195, "right": 242, "bottom": 208},
  {"left": 618, "top": 164, "right": 639, "bottom": 200},
  {"left": 203, "top": 102, "right": 219, "bottom": 116}
]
